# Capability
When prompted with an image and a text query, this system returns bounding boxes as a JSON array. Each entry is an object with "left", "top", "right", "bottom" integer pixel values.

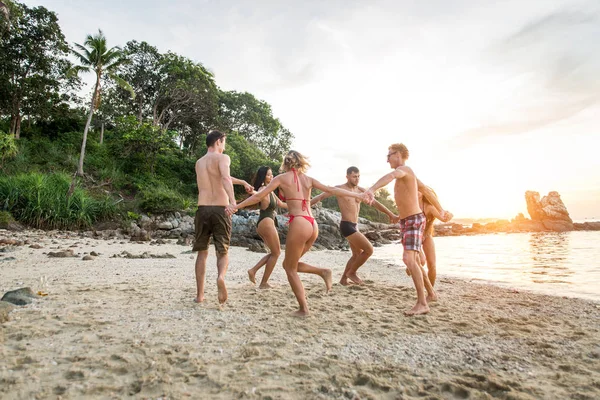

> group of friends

[{"left": 193, "top": 130, "right": 453, "bottom": 317}]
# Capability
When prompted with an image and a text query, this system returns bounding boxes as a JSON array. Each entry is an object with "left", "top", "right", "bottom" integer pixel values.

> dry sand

[{"left": 1, "top": 229, "right": 599, "bottom": 399}]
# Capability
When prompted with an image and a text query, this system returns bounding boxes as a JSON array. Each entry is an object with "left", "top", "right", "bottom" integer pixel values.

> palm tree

[{"left": 72, "top": 29, "right": 134, "bottom": 176}]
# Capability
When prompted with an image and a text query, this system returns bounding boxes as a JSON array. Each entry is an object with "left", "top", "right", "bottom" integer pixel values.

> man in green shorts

[{"left": 193, "top": 130, "right": 243, "bottom": 305}]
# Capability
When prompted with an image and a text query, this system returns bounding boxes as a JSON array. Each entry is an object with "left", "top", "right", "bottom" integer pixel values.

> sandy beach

[{"left": 1, "top": 229, "right": 599, "bottom": 399}]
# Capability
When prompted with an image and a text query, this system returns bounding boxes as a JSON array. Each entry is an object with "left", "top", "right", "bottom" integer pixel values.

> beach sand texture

[{"left": 1, "top": 230, "right": 599, "bottom": 399}]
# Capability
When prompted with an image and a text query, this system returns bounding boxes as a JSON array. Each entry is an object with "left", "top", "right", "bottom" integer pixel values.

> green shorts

[{"left": 193, "top": 206, "right": 232, "bottom": 254}]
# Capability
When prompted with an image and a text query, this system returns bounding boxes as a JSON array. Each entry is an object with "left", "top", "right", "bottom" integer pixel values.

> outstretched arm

[
  {"left": 373, "top": 200, "right": 397, "bottom": 220},
  {"left": 311, "top": 178, "right": 366, "bottom": 201},
  {"left": 425, "top": 204, "right": 453, "bottom": 222},
  {"left": 229, "top": 176, "right": 282, "bottom": 213},
  {"left": 218, "top": 155, "right": 236, "bottom": 206},
  {"left": 231, "top": 177, "right": 253, "bottom": 194},
  {"left": 310, "top": 191, "right": 333, "bottom": 206},
  {"left": 363, "top": 168, "right": 407, "bottom": 203},
  {"left": 357, "top": 186, "right": 396, "bottom": 220}
]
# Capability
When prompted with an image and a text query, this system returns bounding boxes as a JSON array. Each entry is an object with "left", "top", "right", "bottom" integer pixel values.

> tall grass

[{"left": 0, "top": 172, "right": 116, "bottom": 229}]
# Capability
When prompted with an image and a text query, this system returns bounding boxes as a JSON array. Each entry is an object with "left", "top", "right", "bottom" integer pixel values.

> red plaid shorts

[{"left": 399, "top": 213, "right": 426, "bottom": 251}]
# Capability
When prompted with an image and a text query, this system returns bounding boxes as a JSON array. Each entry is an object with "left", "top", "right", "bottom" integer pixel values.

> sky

[{"left": 25, "top": 0, "right": 600, "bottom": 220}]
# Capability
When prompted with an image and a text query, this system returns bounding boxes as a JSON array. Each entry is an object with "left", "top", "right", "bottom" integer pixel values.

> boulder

[
  {"left": 1, "top": 287, "right": 39, "bottom": 306},
  {"left": 526, "top": 191, "right": 574, "bottom": 231},
  {"left": 157, "top": 221, "right": 173, "bottom": 230}
]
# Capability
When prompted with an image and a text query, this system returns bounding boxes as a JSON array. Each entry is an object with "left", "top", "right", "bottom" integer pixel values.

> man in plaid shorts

[{"left": 364, "top": 143, "right": 449, "bottom": 316}]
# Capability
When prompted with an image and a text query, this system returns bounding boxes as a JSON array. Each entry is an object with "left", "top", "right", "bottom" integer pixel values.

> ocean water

[{"left": 372, "top": 231, "right": 600, "bottom": 301}]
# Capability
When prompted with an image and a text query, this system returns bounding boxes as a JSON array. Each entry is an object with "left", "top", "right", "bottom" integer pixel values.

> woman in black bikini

[
  {"left": 246, "top": 166, "right": 287, "bottom": 289},
  {"left": 229, "top": 151, "right": 366, "bottom": 316}
]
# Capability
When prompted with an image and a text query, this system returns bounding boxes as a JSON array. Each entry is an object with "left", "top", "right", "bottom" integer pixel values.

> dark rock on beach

[{"left": 1, "top": 287, "right": 39, "bottom": 306}]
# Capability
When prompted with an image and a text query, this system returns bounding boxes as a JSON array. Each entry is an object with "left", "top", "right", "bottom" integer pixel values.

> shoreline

[{"left": 1, "top": 230, "right": 600, "bottom": 399}]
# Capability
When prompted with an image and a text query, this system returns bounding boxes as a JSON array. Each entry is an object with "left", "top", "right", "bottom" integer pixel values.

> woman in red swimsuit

[{"left": 229, "top": 150, "right": 366, "bottom": 317}]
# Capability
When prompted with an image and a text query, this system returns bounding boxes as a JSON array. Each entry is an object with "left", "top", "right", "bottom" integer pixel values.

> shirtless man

[
  {"left": 364, "top": 143, "right": 449, "bottom": 316},
  {"left": 311, "top": 166, "right": 397, "bottom": 285},
  {"left": 193, "top": 130, "right": 249, "bottom": 305}
]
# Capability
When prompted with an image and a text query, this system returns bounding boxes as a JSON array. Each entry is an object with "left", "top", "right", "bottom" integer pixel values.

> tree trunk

[
  {"left": 77, "top": 74, "right": 100, "bottom": 176},
  {"left": 9, "top": 102, "right": 21, "bottom": 139},
  {"left": 100, "top": 122, "right": 104, "bottom": 145},
  {"left": 15, "top": 114, "right": 20, "bottom": 139},
  {"left": 9, "top": 114, "right": 16, "bottom": 136},
  {"left": 138, "top": 93, "right": 144, "bottom": 123}
]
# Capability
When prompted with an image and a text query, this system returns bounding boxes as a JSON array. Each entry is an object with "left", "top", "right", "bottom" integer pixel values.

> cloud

[{"left": 452, "top": 4, "right": 600, "bottom": 145}]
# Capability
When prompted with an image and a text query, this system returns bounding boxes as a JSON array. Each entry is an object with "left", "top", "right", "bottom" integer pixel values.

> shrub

[
  {"left": 0, "top": 131, "right": 18, "bottom": 166},
  {"left": 138, "top": 184, "right": 186, "bottom": 213},
  {"left": 0, "top": 172, "right": 116, "bottom": 229},
  {"left": 0, "top": 210, "right": 14, "bottom": 228}
]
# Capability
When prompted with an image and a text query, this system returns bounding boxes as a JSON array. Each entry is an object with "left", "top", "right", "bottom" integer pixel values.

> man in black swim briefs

[{"left": 311, "top": 166, "right": 398, "bottom": 285}]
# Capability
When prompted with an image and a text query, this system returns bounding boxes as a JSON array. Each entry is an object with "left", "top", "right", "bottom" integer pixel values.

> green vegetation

[
  {"left": 0, "top": 173, "right": 115, "bottom": 229},
  {"left": 0, "top": 0, "right": 396, "bottom": 229}
]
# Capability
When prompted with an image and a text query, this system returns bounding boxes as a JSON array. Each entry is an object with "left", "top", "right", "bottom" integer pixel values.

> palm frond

[
  {"left": 67, "top": 65, "right": 91, "bottom": 77},
  {"left": 109, "top": 73, "right": 135, "bottom": 99},
  {"left": 71, "top": 49, "right": 93, "bottom": 66}
]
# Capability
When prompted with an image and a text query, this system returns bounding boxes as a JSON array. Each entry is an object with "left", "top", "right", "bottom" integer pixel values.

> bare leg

[
  {"left": 248, "top": 254, "right": 269, "bottom": 284},
  {"left": 258, "top": 219, "right": 281, "bottom": 289},
  {"left": 423, "top": 236, "right": 437, "bottom": 286},
  {"left": 282, "top": 218, "right": 314, "bottom": 316},
  {"left": 403, "top": 250, "right": 429, "bottom": 316},
  {"left": 216, "top": 252, "right": 229, "bottom": 304},
  {"left": 417, "top": 254, "right": 437, "bottom": 302},
  {"left": 345, "top": 232, "right": 373, "bottom": 284},
  {"left": 340, "top": 252, "right": 357, "bottom": 286},
  {"left": 297, "top": 262, "right": 333, "bottom": 292},
  {"left": 194, "top": 250, "right": 209, "bottom": 303},
  {"left": 297, "top": 221, "right": 331, "bottom": 292}
]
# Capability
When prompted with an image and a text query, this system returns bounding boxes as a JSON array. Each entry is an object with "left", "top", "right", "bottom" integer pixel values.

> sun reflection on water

[{"left": 373, "top": 231, "right": 600, "bottom": 301}]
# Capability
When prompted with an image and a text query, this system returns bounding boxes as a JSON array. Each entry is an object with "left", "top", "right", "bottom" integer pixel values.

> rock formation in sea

[
  {"left": 525, "top": 191, "right": 574, "bottom": 232},
  {"left": 434, "top": 190, "right": 599, "bottom": 236}
]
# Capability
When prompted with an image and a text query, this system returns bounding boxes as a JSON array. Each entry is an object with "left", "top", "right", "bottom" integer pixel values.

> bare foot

[
  {"left": 217, "top": 278, "right": 228, "bottom": 304},
  {"left": 291, "top": 309, "right": 309, "bottom": 317},
  {"left": 193, "top": 297, "right": 204, "bottom": 303},
  {"left": 347, "top": 273, "right": 363, "bottom": 285},
  {"left": 339, "top": 275, "right": 351, "bottom": 286},
  {"left": 247, "top": 269, "right": 256, "bottom": 284},
  {"left": 426, "top": 293, "right": 438, "bottom": 302},
  {"left": 404, "top": 303, "right": 430, "bottom": 316},
  {"left": 321, "top": 269, "right": 333, "bottom": 293},
  {"left": 258, "top": 282, "right": 273, "bottom": 289}
]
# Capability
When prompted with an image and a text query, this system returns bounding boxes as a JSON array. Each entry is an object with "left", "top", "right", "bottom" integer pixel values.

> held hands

[
  {"left": 361, "top": 190, "right": 375, "bottom": 205},
  {"left": 390, "top": 214, "right": 400, "bottom": 224},
  {"left": 225, "top": 204, "right": 238, "bottom": 216},
  {"left": 243, "top": 182, "right": 253, "bottom": 194},
  {"left": 440, "top": 210, "right": 453, "bottom": 222}
]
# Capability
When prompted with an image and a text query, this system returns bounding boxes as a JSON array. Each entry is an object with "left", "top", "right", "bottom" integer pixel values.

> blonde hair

[
  {"left": 389, "top": 143, "right": 409, "bottom": 160},
  {"left": 422, "top": 187, "right": 438, "bottom": 236},
  {"left": 280, "top": 150, "right": 310, "bottom": 174}
]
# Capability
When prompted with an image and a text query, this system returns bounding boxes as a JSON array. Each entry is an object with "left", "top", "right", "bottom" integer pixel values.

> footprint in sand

[{"left": 440, "top": 382, "right": 470, "bottom": 399}]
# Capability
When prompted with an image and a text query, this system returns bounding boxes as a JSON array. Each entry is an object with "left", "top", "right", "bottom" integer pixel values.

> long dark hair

[{"left": 253, "top": 166, "right": 271, "bottom": 191}]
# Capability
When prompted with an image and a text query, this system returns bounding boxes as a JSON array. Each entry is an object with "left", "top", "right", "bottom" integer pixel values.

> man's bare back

[{"left": 196, "top": 152, "right": 232, "bottom": 207}]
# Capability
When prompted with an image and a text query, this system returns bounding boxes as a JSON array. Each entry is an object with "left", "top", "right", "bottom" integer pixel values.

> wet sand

[{"left": 1, "top": 230, "right": 599, "bottom": 399}]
